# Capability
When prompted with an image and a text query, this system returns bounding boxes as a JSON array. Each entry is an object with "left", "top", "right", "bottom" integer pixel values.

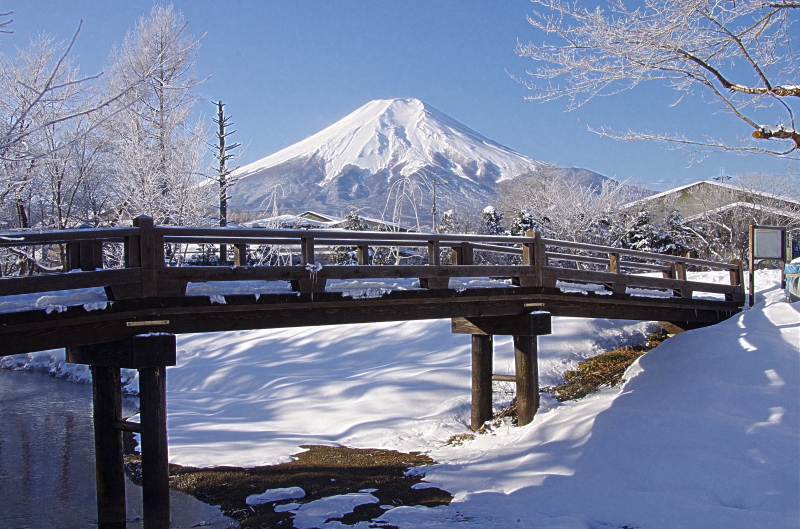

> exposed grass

[{"left": 546, "top": 333, "right": 668, "bottom": 402}]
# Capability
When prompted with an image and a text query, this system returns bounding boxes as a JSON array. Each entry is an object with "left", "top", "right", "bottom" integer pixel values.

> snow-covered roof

[
  {"left": 624, "top": 180, "right": 800, "bottom": 210},
  {"left": 682, "top": 201, "right": 800, "bottom": 223}
]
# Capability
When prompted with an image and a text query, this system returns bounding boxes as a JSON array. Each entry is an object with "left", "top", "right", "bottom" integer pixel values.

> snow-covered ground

[{"left": 1, "top": 270, "right": 797, "bottom": 528}]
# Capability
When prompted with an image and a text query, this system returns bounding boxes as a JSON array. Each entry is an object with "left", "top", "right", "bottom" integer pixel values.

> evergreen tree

[
  {"left": 509, "top": 209, "right": 537, "bottom": 236},
  {"left": 482, "top": 205, "right": 505, "bottom": 235},
  {"left": 334, "top": 210, "right": 369, "bottom": 264}
]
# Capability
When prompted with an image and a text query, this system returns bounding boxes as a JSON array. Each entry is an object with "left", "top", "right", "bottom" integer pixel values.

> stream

[{"left": 0, "top": 368, "right": 235, "bottom": 528}]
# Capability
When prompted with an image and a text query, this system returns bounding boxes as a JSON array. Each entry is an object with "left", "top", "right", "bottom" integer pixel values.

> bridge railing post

[
  {"left": 133, "top": 216, "right": 159, "bottom": 298},
  {"left": 234, "top": 243, "right": 247, "bottom": 266},
  {"left": 728, "top": 259, "right": 745, "bottom": 303},
  {"left": 451, "top": 242, "right": 473, "bottom": 266},
  {"left": 293, "top": 236, "right": 326, "bottom": 293},
  {"left": 523, "top": 230, "right": 546, "bottom": 287},
  {"left": 420, "top": 240, "right": 449, "bottom": 289},
  {"left": 357, "top": 244, "right": 370, "bottom": 265}
]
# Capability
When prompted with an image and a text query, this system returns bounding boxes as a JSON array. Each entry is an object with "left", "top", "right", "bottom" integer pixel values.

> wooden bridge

[{"left": 0, "top": 216, "right": 744, "bottom": 528}]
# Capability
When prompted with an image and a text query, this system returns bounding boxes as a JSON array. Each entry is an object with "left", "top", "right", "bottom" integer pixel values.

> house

[
  {"left": 624, "top": 180, "right": 800, "bottom": 220},
  {"left": 624, "top": 179, "right": 800, "bottom": 260}
]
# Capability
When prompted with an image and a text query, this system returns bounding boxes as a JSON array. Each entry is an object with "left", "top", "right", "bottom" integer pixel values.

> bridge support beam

[
  {"left": 513, "top": 335, "right": 539, "bottom": 426},
  {"left": 452, "top": 313, "right": 551, "bottom": 430},
  {"left": 470, "top": 335, "right": 494, "bottom": 431},
  {"left": 91, "top": 365, "right": 127, "bottom": 528},
  {"left": 67, "top": 334, "right": 177, "bottom": 529}
]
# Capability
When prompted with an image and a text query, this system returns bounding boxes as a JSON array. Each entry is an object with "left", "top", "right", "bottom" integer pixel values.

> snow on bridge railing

[{"left": 0, "top": 216, "right": 745, "bottom": 303}]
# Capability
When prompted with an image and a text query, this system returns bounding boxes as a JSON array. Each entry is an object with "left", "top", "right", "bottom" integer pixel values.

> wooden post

[
  {"left": 233, "top": 243, "right": 247, "bottom": 266},
  {"left": 526, "top": 230, "right": 546, "bottom": 287},
  {"left": 453, "top": 313, "right": 551, "bottom": 429},
  {"left": 91, "top": 366, "right": 127, "bottom": 528},
  {"left": 134, "top": 216, "right": 158, "bottom": 298},
  {"left": 357, "top": 245, "right": 370, "bottom": 265},
  {"left": 514, "top": 335, "right": 539, "bottom": 426},
  {"left": 139, "top": 365, "right": 170, "bottom": 529},
  {"left": 67, "top": 335, "right": 177, "bottom": 529},
  {"left": 672, "top": 261, "right": 691, "bottom": 298},
  {"left": 427, "top": 240, "right": 441, "bottom": 266},
  {"left": 451, "top": 242, "right": 474, "bottom": 266},
  {"left": 608, "top": 252, "right": 620, "bottom": 274},
  {"left": 301, "top": 236, "right": 315, "bottom": 265},
  {"left": 66, "top": 240, "right": 104, "bottom": 272},
  {"left": 471, "top": 334, "right": 493, "bottom": 431},
  {"left": 728, "top": 259, "right": 745, "bottom": 303}
]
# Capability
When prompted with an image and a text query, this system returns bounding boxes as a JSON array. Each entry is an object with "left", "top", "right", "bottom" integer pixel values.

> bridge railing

[{"left": 0, "top": 215, "right": 745, "bottom": 304}]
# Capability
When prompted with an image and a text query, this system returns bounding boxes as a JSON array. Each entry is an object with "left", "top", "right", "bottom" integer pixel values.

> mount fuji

[{"left": 228, "top": 98, "right": 547, "bottom": 219}]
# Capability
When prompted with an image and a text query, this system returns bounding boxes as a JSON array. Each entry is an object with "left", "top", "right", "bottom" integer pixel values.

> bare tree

[
  {"left": 0, "top": 33, "right": 107, "bottom": 229},
  {"left": 499, "top": 165, "right": 639, "bottom": 246},
  {"left": 517, "top": 0, "right": 800, "bottom": 157}
]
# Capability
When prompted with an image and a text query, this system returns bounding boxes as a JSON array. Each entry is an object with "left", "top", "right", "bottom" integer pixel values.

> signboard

[
  {"left": 753, "top": 228, "right": 785, "bottom": 260},
  {"left": 749, "top": 225, "right": 790, "bottom": 307}
]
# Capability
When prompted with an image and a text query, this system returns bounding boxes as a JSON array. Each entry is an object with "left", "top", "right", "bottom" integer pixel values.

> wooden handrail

[
  {"left": 540, "top": 237, "right": 740, "bottom": 270},
  {"left": 0, "top": 217, "right": 746, "bottom": 304}
]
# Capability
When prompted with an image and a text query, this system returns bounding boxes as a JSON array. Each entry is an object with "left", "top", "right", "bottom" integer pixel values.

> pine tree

[{"left": 482, "top": 206, "right": 505, "bottom": 235}]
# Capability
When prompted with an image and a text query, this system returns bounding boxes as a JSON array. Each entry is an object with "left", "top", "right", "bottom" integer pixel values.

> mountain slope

[{"left": 228, "top": 98, "right": 545, "bottom": 218}]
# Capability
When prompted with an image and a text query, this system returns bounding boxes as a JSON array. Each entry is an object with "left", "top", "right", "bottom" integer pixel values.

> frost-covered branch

[{"left": 517, "top": 0, "right": 800, "bottom": 157}]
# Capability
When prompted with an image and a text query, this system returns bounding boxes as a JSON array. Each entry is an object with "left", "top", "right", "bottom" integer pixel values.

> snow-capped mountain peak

[{"left": 229, "top": 98, "right": 543, "bottom": 215}]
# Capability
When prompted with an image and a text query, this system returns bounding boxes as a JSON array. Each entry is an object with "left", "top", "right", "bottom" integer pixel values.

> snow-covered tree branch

[{"left": 517, "top": 0, "right": 800, "bottom": 157}]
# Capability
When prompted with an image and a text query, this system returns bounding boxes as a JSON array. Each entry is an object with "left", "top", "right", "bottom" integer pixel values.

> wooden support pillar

[
  {"left": 470, "top": 334, "right": 493, "bottom": 431},
  {"left": 91, "top": 366, "right": 127, "bottom": 528},
  {"left": 453, "top": 313, "right": 551, "bottom": 429},
  {"left": 67, "top": 335, "right": 177, "bottom": 529},
  {"left": 513, "top": 335, "right": 539, "bottom": 426},
  {"left": 139, "top": 366, "right": 170, "bottom": 529}
]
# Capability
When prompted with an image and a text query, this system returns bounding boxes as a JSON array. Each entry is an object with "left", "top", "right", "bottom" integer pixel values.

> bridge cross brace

[
  {"left": 67, "top": 334, "right": 177, "bottom": 529},
  {"left": 451, "top": 313, "right": 552, "bottom": 430}
]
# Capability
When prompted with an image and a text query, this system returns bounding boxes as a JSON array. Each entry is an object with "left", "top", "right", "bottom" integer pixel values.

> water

[{"left": 0, "top": 369, "right": 236, "bottom": 528}]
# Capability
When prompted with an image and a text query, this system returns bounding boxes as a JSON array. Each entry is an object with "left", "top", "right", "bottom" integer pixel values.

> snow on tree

[
  {"left": 517, "top": 0, "right": 800, "bottom": 157},
  {"left": 104, "top": 4, "right": 210, "bottom": 226},
  {"left": 482, "top": 206, "right": 505, "bottom": 235},
  {"left": 498, "top": 165, "right": 637, "bottom": 246},
  {"left": 333, "top": 210, "right": 369, "bottom": 265},
  {"left": 623, "top": 210, "right": 692, "bottom": 256}
]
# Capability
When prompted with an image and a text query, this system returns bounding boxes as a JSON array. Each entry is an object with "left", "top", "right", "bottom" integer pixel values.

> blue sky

[{"left": 2, "top": 0, "right": 794, "bottom": 190}]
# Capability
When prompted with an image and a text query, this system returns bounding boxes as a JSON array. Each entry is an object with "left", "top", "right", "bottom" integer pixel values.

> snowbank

[{"left": 1, "top": 270, "right": 795, "bottom": 528}]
